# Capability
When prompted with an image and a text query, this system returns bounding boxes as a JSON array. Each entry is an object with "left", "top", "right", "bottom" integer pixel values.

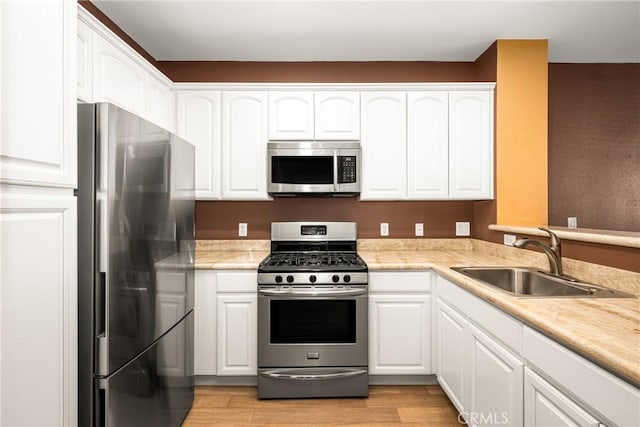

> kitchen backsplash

[{"left": 196, "top": 199, "right": 474, "bottom": 240}]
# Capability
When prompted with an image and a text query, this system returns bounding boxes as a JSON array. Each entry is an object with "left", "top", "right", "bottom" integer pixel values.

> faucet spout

[{"left": 513, "top": 227, "right": 564, "bottom": 276}]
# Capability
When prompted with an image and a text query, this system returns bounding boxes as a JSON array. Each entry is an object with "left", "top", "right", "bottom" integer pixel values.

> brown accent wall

[
  {"left": 548, "top": 63, "right": 640, "bottom": 232},
  {"left": 158, "top": 61, "right": 480, "bottom": 83},
  {"left": 196, "top": 199, "right": 473, "bottom": 240},
  {"left": 472, "top": 43, "right": 498, "bottom": 242}
]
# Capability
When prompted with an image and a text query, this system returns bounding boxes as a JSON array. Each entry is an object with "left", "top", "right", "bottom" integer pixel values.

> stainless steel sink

[{"left": 451, "top": 267, "right": 635, "bottom": 298}]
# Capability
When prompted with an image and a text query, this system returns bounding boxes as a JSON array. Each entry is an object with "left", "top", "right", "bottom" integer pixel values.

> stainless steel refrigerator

[{"left": 77, "top": 103, "right": 195, "bottom": 427}]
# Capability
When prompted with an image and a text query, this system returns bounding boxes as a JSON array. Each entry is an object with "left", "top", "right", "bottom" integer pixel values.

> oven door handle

[
  {"left": 258, "top": 288, "right": 366, "bottom": 297},
  {"left": 259, "top": 369, "right": 368, "bottom": 381}
]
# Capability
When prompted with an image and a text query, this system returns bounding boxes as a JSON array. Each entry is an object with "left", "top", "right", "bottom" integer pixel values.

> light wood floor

[{"left": 182, "top": 385, "right": 464, "bottom": 426}]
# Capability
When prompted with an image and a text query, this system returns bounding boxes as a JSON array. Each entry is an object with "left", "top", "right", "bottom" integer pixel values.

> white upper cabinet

[
  {"left": 77, "top": 19, "right": 93, "bottom": 103},
  {"left": 146, "top": 74, "right": 175, "bottom": 132},
  {"left": 360, "top": 92, "right": 407, "bottom": 200},
  {"left": 268, "top": 91, "right": 315, "bottom": 140},
  {"left": 449, "top": 91, "right": 494, "bottom": 199},
  {"left": 268, "top": 91, "right": 361, "bottom": 141},
  {"left": 222, "top": 91, "right": 269, "bottom": 200},
  {"left": 93, "top": 33, "right": 147, "bottom": 117},
  {"left": 177, "top": 91, "right": 222, "bottom": 199},
  {"left": 1, "top": 0, "right": 76, "bottom": 188},
  {"left": 407, "top": 92, "right": 449, "bottom": 199},
  {"left": 315, "top": 92, "right": 360, "bottom": 140}
]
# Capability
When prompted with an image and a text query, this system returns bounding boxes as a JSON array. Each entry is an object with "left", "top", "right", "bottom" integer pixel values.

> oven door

[{"left": 258, "top": 286, "right": 368, "bottom": 368}]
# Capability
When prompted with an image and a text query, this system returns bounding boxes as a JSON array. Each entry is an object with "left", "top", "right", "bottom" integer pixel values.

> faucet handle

[{"left": 538, "top": 226, "right": 561, "bottom": 250}]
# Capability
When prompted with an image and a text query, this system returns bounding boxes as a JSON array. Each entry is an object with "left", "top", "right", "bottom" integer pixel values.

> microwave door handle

[{"left": 333, "top": 151, "right": 339, "bottom": 192}]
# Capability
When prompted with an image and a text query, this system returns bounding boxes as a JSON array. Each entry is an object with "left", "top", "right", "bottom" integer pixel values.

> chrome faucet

[{"left": 513, "top": 227, "right": 564, "bottom": 276}]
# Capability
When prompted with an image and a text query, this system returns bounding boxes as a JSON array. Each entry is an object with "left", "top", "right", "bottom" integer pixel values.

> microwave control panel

[{"left": 338, "top": 156, "right": 357, "bottom": 183}]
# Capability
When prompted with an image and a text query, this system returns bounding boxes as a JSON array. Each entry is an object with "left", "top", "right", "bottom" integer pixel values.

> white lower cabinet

[
  {"left": 194, "top": 271, "right": 217, "bottom": 375},
  {"left": 436, "top": 276, "right": 523, "bottom": 426},
  {"left": 435, "top": 299, "right": 468, "bottom": 413},
  {"left": 368, "top": 272, "right": 432, "bottom": 375},
  {"left": 216, "top": 272, "right": 258, "bottom": 376},
  {"left": 437, "top": 274, "right": 640, "bottom": 427},
  {"left": 466, "top": 324, "right": 524, "bottom": 427},
  {"left": 524, "top": 368, "right": 600, "bottom": 427}
]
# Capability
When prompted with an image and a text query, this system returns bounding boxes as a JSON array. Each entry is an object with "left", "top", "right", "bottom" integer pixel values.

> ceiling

[{"left": 91, "top": 1, "right": 640, "bottom": 63}]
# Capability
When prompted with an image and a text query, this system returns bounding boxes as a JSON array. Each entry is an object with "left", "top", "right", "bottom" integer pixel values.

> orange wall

[{"left": 495, "top": 40, "right": 548, "bottom": 226}]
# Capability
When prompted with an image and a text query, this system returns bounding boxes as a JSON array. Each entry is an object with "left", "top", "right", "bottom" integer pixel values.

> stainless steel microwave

[{"left": 267, "top": 141, "right": 361, "bottom": 196}]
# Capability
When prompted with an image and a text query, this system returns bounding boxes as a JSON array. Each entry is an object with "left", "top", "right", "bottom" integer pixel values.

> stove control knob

[
  {"left": 274, "top": 275, "right": 283, "bottom": 284},
  {"left": 286, "top": 275, "right": 294, "bottom": 283},
  {"left": 343, "top": 274, "right": 351, "bottom": 283},
  {"left": 332, "top": 274, "right": 340, "bottom": 283},
  {"left": 309, "top": 275, "right": 317, "bottom": 283}
]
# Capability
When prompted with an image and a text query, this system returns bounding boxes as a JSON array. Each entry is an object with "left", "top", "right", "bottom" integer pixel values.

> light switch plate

[
  {"left": 380, "top": 223, "right": 389, "bottom": 236},
  {"left": 503, "top": 234, "right": 517, "bottom": 246},
  {"left": 415, "top": 223, "right": 424, "bottom": 237},
  {"left": 567, "top": 217, "right": 578, "bottom": 228},
  {"left": 238, "top": 223, "right": 248, "bottom": 237},
  {"left": 455, "top": 222, "right": 471, "bottom": 236}
]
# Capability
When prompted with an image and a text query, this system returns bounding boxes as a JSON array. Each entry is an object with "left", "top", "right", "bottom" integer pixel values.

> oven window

[
  {"left": 271, "top": 156, "right": 333, "bottom": 184},
  {"left": 270, "top": 300, "right": 356, "bottom": 344}
]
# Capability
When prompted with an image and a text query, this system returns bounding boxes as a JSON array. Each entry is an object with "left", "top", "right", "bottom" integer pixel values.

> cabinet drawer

[
  {"left": 523, "top": 326, "right": 640, "bottom": 427},
  {"left": 369, "top": 271, "right": 431, "bottom": 293},
  {"left": 436, "top": 276, "right": 469, "bottom": 314},
  {"left": 468, "top": 297, "right": 522, "bottom": 355},
  {"left": 216, "top": 271, "right": 258, "bottom": 292}
]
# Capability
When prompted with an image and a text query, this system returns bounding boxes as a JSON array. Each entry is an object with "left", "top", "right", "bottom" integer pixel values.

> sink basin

[{"left": 451, "top": 267, "right": 634, "bottom": 298}]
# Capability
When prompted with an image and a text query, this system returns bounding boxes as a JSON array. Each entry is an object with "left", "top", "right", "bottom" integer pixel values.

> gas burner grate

[{"left": 263, "top": 252, "right": 365, "bottom": 269}]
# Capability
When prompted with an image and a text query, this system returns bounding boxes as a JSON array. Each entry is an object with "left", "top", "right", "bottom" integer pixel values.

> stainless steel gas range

[{"left": 257, "top": 222, "right": 369, "bottom": 399}]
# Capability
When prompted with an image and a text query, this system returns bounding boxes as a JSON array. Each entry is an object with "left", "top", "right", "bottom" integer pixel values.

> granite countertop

[{"left": 195, "top": 238, "right": 640, "bottom": 388}]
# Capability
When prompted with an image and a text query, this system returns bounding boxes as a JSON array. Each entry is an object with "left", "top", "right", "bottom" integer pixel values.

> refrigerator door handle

[{"left": 97, "top": 334, "right": 108, "bottom": 377}]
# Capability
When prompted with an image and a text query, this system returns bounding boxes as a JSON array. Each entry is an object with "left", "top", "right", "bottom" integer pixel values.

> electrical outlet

[
  {"left": 567, "top": 217, "right": 578, "bottom": 228},
  {"left": 380, "top": 223, "right": 389, "bottom": 236},
  {"left": 415, "top": 223, "right": 424, "bottom": 237},
  {"left": 455, "top": 222, "right": 471, "bottom": 236},
  {"left": 238, "top": 223, "right": 248, "bottom": 237},
  {"left": 503, "top": 234, "right": 516, "bottom": 246}
]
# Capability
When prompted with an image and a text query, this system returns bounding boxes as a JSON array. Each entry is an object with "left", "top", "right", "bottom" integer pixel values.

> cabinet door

[
  {"left": 369, "top": 294, "right": 431, "bottom": 375},
  {"left": 436, "top": 299, "right": 467, "bottom": 415},
  {"left": 216, "top": 293, "right": 258, "bottom": 375},
  {"left": 268, "top": 91, "right": 314, "bottom": 140},
  {"left": 449, "top": 91, "right": 494, "bottom": 200},
  {"left": 194, "top": 271, "right": 217, "bottom": 375},
  {"left": 222, "top": 91, "right": 269, "bottom": 200},
  {"left": 466, "top": 324, "right": 524, "bottom": 427},
  {"left": 0, "top": 191, "right": 77, "bottom": 426},
  {"left": 177, "top": 91, "right": 222, "bottom": 199},
  {"left": 155, "top": 271, "right": 188, "bottom": 376},
  {"left": 93, "top": 33, "right": 146, "bottom": 116},
  {"left": 1, "top": 0, "right": 76, "bottom": 188},
  {"left": 315, "top": 92, "right": 360, "bottom": 140},
  {"left": 77, "top": 18, "right": 93, "bottom": 102},
  {"left": 407, "top": 92, "right": 449, "bottom": 199},
  {"left": 524, "top": 368, "right": 600, "bottom": 427},
  {"left": 146, "top": 74, "right": 174, "bottom": 132},
  {"left": 360, "top": 92, "right": 407, "bottom": 200}
]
